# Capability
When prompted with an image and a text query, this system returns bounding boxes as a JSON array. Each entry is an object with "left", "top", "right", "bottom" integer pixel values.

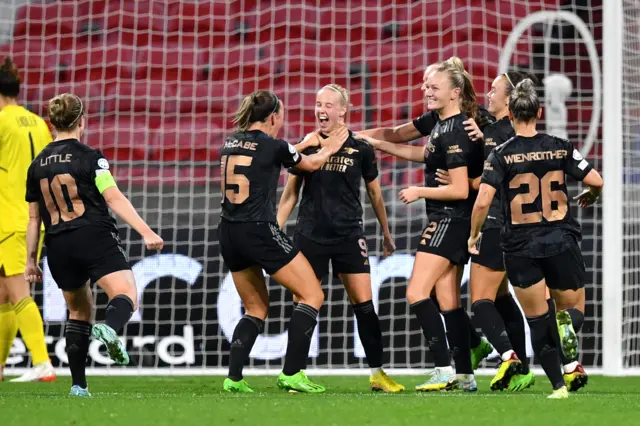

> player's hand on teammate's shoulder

[
  {"left": 383, "top": 235, "right": 396, "bottom": 258},
  {"left": 24, "top": 261, "right": 43, "bottom": 283},
  {"left": 143, "top": 231, "right": 164, "bottom": 250},
  {"left": 435, "top": 169, "right": 452, "bottom": 186},
  {"left": 573, "top": 188, "right": 600, "bottom": 208},
  {"left": 353, "top": 134, "right": 380, "bottom": 148},
  {"left": 467, "top": 233, "right": 482, "bottom": 255},
  {"left": 321, "top": 125, "right": 349, "bottom": 154},
  {"left": 398, "top": 186, "right": 420, "bottom": 204},
  {"left": 463, "top": 118, "right": 483, "bottom": 142},
  {"left": 299, "top": 131, "right": 322, "bottom": 149}
]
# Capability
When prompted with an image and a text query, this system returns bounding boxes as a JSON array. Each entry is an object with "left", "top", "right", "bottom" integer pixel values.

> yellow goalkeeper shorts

[{"left": 0, "top": 232, "right": 44, "bottom": 277}]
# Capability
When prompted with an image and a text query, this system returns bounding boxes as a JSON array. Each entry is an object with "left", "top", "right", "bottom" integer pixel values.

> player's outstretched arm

[
  {"left": 277, "top": 175, "right": 303, "bottom": 229},
  {"left": 294, "top": 126, "right": 349, "bottom": 172},
  {"left": 357, "top": 121, "right": 422, "bottom": 144},
  {"left": 468, "top": 183, "right": 497, "bottom": 254},
  {"left": 365, "top": 178, "right": 395, "bottom": 257},
  {"left": 356, "top": 134, "right": 424, "bottom": 163},
  {"left": 101, "top": 187, "right": 164, "bottom": 250},
  {"left": 399, "top": 167, "right": 469, "bottom": 204},
  {"left": 24, "top": 202, "right": 43, "bottom": 283},
  {"left": 574, "top": 169, "right": 604, "bottom": 208}
]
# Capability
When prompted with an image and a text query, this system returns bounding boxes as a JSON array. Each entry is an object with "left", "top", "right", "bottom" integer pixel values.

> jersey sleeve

[
  {"left": 360, "top": 142, "right": 379, "bottom": 182},
  {"left": 278, "top": 139, "right": 302, "bottom": 169},
  {"left": 442, "top": 128, "right": 470, "bottom": 169},
  {"left": 480, "top": 150, "right": 506, "bottom": 190},
  {"left": 562, "top": 140, "right": 593, "bottom": 181},
  {"left": 25, "top": 163, "right": 39, "bottom": 202},
  {"left": 412, "top": 111, "right": 438, "bottom": 137},
  {"left": 87, "top": 150, "right": 118, "bottom": 194}
]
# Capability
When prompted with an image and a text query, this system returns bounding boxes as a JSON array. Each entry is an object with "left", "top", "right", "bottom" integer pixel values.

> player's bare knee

[
  {"left": 299, "top": 285, "right": 324, "bottom": 310},
  {"left": 243, "top": 301, "right": 269, "bottom": 321},
  {"left": 406, "top": 283, "right": 428, "bottom": 305}
]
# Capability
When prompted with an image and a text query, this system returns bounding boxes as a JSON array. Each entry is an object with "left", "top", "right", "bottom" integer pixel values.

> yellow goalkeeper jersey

[{"left": 0, "top": 105, "right": 52, "bottom": 234}]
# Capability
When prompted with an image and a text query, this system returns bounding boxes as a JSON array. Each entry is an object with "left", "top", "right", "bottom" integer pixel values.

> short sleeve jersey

[
  {"left": 412, "top": 105, "right": 495, "bottom": 137},
  {"left": 480, "top": 117, "right": 515, "bottom": 230},
  {"left": 481, "top": 133, "right": 594, "bottom": 258},
  {"left": 220, "top": 130, "right": 301, "bottom": 223},
  {"left": 423, "top": 113, "right": 483, "bottom": 220},
  {"left": 26, "top": 139, "right": 117, "bottom": 236},
  {"left": 289, "top": 131, "right": 378, "bottom": 244}
]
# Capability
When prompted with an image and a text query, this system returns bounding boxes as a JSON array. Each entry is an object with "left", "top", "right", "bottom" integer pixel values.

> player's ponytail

[
  {"left": 509, "top": 78, "right": 540, "bottom": 122},
  {"left": 0, "top": 57, "right": 21, "bottom": 98},
  {"left": 437, "top": 58, "right": 478, "bottom": 120},
  {"left": 233, "top": 90, "right": 281, "bottom": 132},
  {"left": 48, "top": 93, "right": 84, "bottom": 131}
]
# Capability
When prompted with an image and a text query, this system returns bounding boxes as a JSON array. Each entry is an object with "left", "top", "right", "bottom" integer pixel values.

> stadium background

[{"left": 0, "top": 0, "right": 616, "bottom": 373}]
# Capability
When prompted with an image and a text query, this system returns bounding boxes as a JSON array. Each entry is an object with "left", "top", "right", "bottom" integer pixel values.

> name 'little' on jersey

[
  {"left": 220, "top": 130, "right": 301, "bottom": 223},
  {"left": 481, "top": 133, "right": 593, "bottom": 258},
  {"left": 423, "top": 113, "right": 483, "bottom": 220},
  {"left": 26, "top": 139, "right": 118, "bottom": 236},
  {"left": 290, "top": 132, "right": 378, "bottom": 244}
]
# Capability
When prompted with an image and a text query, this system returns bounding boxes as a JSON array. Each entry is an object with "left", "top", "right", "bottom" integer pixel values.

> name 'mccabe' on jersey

[
  {"left": 220, "top": 130, "right": 301, "bottom": 223},
  {"left": 26, "top": 139, "right": 117, "bottom": 236},
  {"left": 481, "top": 133, "right": 593, "bottom": 257},
  {"left": 481, "top": 116, "right": 515, "bottom": 230},
  {"left": 290, "top": 131, "right": 378, "bottom": 244},
  {"left": 422, "top": 113, "right": 483, "bottom": 220}
]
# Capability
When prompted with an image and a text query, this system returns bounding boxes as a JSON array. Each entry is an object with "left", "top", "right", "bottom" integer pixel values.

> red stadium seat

[
  {"left": 0, "top": 40, "right": 59, "bottom": 87},
  {"left": 138, "top": 38, "right": 209, "bottom": 81},
  {"left": 278, "top": 41, "right": 351, "bottom": 76},
  {"left": 208, "top": 43, "right": 276, "bottom": 82},
  {"left": 100, "top": 1, "right": 169, "bottom": 32},
  {"left": 167, "top": 1, "right": 239, "bottom": 34},
  {"left": 243, "top": 1, "right": 319, "bottom": 42},
  {"left": 365, "top": 41, "right": 437, "bottom": 73},
  {"left": 177, "top": 82, "right": 240, "bottom": 114},
  {"left": 151, "top": 118, "right": 223, "bottom": 162},
  {"left": 87, "top": 117, "right": 153, "bottom": 162},
  {"left": 61, "top": 42, "right": 141, "bottom": 82},
  {"left": 103, "top": 82, "right": 177, "bottom": 114},
  {"left": 13, "top": 2, "right": 105, "bottom": 42},
  {"left": 27, "top": 82, "right": 104, "bottom": 118}
]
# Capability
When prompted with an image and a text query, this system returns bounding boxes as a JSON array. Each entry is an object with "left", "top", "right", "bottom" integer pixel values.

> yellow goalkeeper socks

[
  {"left": 14, "top": 297, "right": 50, "bottom": 365},
  {"left": 0, "top": 303, "right": 18, "bottom": 365}
]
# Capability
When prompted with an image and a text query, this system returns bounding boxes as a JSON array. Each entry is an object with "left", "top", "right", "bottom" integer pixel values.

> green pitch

[{"left": 2, "top": 376, "right": 640, "bottom": 426}]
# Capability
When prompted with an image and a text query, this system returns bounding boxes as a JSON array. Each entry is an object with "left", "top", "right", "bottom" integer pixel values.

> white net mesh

[
  {"left": 1, "top": 0, "right": 605, "bottom": 372},
  {"left": 622, "top": 0, "right": 640, "bottom": 369}
]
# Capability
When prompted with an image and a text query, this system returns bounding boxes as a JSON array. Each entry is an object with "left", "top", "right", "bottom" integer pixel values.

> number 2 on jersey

[
  {"left": 39, "top": 174, "right": 85, "bottom": 225},
  {"left": 221, "top": 155, "right": 253, "bottom": 204},
  {"left": 509, "top": 171, "right": 568, "bottom": 224}
]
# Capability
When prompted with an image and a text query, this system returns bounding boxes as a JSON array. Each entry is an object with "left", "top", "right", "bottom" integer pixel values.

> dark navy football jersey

[
  {"left": 423, "top": 113, "right": 483, "bottom": 220},
  {"left": 412, "top": 105, "right": 495, "bottom": 137},
  {"left": 25, "top": 139, "right": 117, "bottom": 235},
  {"left": 481, "top": 117, "right": 515, "bottom": 230},
  {"left": 290, "top": 131, "right": 378, "bottom": 244},
  {"left": 220, "top": 130, "right": 301, "bottom": 223},
  {"left": 481, "top": 133, "right": 593, "bottom": 257}
]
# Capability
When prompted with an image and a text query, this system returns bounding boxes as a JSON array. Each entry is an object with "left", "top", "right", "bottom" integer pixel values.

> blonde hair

[
  {"left": 48, "top": 93, "right": 84, "bottom": 131},
  {"left": 321, "top": 84, "right": 350, "bottom": 117},
  {"left": 436, "top": 57, "right": 477, "bottom": 119},
  {"left": 509, "top": 78, "right": 540, "bottom": 122}
]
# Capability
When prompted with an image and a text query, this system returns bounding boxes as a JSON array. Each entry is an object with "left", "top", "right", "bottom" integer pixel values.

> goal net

[{"left": 1, "top": 0, "right": 607, "bottom": 374}]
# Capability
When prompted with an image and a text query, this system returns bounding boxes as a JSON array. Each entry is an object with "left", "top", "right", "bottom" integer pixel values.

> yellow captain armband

[{"left": 95, "top": 169, "right": 117, "bottom": 194}]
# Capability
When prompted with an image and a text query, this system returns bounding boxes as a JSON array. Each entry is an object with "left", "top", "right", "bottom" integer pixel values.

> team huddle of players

[
  {"left": 218, "top": 57, "right": 603, "bottom": 399},
  {"left": 0, "top": 52, "right": 603, "bottom": 399}
]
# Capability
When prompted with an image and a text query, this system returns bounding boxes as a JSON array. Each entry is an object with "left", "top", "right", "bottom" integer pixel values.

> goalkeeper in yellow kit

[{"left": 0, "top": 58, "right": 55, "bottom": 382}]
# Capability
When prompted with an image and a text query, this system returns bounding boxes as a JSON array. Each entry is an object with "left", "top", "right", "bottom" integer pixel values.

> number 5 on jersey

[
  {"left": 39, "top": 174, "right": 85, "bottom": 225},
  {"left": 221, "top": 155, "right": 253, "bottom": 204}
]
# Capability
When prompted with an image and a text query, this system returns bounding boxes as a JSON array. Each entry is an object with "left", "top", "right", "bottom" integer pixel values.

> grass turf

[{"left": 2, "top": 375, "right": 640, "bottom": 426}]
